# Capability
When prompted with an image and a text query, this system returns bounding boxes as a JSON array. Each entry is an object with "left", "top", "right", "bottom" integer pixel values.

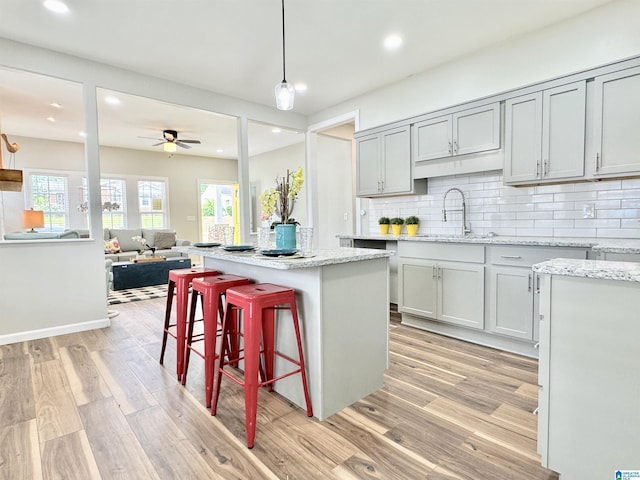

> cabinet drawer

[
  {"left": 399, "top": 241, "right": 484, "bottom": 263},
  {"left": 486, "top": 245, "right": 587, "bottom": 267}
]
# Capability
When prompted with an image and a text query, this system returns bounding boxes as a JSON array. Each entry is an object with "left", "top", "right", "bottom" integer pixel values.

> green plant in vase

[
  {"left": 405, "top": 216, "right": 419, "bottom": 236},
  {"left": 260, "top": 166, "right": 304, "bottom": 249},
  {"left": 378, "top": 216, "right": 390, "bottom": 235},
  {"left": 390, "top": 217, "right": 404, "bottom": 237}
]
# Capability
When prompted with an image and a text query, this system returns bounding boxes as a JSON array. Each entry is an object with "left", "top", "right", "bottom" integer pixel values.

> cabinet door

[
  {"left": 437, "top": 261, "right": 484, "bottom": 330},
  {"left": 542, "top": 81, "right": 586, "bottom": 180},
  {"left": 504, "top": 92, "right": 543, "bottom": 184},
  {"left": 398, "top": 260, "right": 437, "bottom": 318},
  {"left": 487, "top": 265, "right": 534, "bottom": 340},
  {"left": 381, "top": 126, "right": 412, "bottom": 194},
  {"left": 453, "top": 103, "right": 501, "bottom": 156},
  {"left": 412, "top": 115, "right": 453, "bottom": 162},
  {"left": 593, "top": 66, "right": 640, "bottom": 177},
  {"left": 356, "top": 133, "right": 381, "bottom": 196}
]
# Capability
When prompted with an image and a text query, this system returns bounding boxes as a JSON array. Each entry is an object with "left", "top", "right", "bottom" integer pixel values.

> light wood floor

[{"left": 0, "top": 298, "right": 559, "bottom": 479}]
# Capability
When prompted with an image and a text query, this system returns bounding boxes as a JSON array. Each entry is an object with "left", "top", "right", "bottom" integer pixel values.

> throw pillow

[
  {"left": 104, "top": 237, "right": 121, "bottom": 254},
  {"left": 154, "top": 232, "right": 177, "bottom": 250}
]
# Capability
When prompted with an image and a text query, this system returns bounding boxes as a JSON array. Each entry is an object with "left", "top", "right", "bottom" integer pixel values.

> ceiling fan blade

[
  {"left": 138, "top": 136, "right": 164, "bottom": 141},
  {"left": 151, "top": 142, "right": 165, "bottom": 146},
  {"left": 179, "top": 139, "right": 201, "bottom": 144},
  {"left": 176, "top": 142, "right": 192, "bottom": 149}
]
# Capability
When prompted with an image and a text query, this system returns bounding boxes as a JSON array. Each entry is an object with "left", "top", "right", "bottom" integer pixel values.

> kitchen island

[
  {"left": 174, "top": 246, "right": 393, "bottom": 420},
  {"left": 534, "top": 258, "right": 640, "bottom": 479}
]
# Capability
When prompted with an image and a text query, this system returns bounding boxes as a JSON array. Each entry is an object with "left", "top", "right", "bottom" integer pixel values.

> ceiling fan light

[
  {"left": 163, "top": 142, "right": 177, "bottom": 153},
  {"left": 275, "top": 81, "right": 295, "bottom": 110}
]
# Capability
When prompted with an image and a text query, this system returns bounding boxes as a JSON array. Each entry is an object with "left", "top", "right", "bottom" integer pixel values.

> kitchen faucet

[{"left": 442, "top": 187, "right": 471, "bottom": 235}]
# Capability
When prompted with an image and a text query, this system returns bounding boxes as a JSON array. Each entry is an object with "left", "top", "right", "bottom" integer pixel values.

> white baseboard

[{"left": 0, "top": 318, "right": 111, "bottom": 345}]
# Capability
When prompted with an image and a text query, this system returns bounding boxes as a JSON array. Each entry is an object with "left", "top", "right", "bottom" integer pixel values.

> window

[
  {"left": 101, "top": 178, "right": 127, "bottom": 229},
  {"left": 29, "top": 174, "right": 68, "bottom": 232},
  {"left": 138, "top": 180, "right": 166, "bottom": 228}
]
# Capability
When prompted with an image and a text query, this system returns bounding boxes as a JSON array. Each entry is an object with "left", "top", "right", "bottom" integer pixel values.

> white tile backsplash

[{"left": 367, "top": 172, "right": 640, "bottom": 239}]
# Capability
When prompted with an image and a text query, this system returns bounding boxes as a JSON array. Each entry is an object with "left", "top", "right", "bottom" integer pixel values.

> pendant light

[{"left": 275, "top": 0, "right": 294, "bottom": 110}]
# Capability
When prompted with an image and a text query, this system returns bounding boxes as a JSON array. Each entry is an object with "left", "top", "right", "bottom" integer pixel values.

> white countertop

[
  {"left": 533, "top": 258, "right": 640, "bottom": 283},
  {"left": 174, "top": 246, "right": 393, "bottom": 270},
  {"left": 339, "top": 234, "right": 640, "bottom": 253}
]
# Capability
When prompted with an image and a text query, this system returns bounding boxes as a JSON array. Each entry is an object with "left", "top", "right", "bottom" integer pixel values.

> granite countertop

[
  {"left": 174, "top": 246, "right": 393, "bottom": 270},
  {"left": 338, "top": 234, "right": 640, "bottom": 253},
  {"left": 533, "top": 258, "right": 640, "bottom": 283}
]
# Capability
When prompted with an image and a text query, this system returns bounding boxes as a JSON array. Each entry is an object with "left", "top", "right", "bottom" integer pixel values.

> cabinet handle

[
  {"left": 448, "top": 141, "right": 452, "bottom": 155},
  {"left": 543, "top": 159, "right": 548, "bottom": 176},
  {"left": 536, "top": 161, "right": 540, "bottom": 177},
  {"left": 500, "top": 255, "right": 522, "bottom": 259},
  {"left": 536, "top": 275, "right": 541, "bottom": 293},
  {"left": 453, "top": 140, "right": 458, "bottom": 154},
  {"left": 380, "top": 180, "right": 384, "bottom": 192},
  {"left": 432, "top": 266, "right": 436, "bottom": 279},
  {"left": 595, "top": 152, "right": 601, "bottom": 171},
  {"left": 528, "top": 274, "right": 532, "bottom": 292}
]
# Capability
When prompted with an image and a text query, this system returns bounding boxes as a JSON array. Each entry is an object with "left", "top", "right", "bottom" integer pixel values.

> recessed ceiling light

[
  {"left": 104, "top": 96, "right": 121, "bottom": 105},
  {"left": 295, "top": 83, "right": 308, "bottom": 92},
  {"left": 216, "top": 149, "right": 224, "bottom": 153},
  {"left": 383, "top": 34, "right": 403, "bottom": 51},
  {"left": 47, "top": 116, "right": 56, "bottom": 122},
  {"left": 79, "top": 131, "right": 87, "bottom": 137},
  {"left": 50, "top": 102, "right": 62, "bottom": 108},
  {"left": 272, "top": 128, "right": 282, "bottom": 134},
  {"left": 43, "top": 0, "right": 69, "bottom": 14}
]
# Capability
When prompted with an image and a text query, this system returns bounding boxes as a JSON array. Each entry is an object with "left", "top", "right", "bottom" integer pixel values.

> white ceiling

[{"left": 0, "top": 0, "right": 614, "bottom": 159}]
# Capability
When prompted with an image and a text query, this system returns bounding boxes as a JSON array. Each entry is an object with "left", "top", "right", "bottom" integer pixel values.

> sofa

[
  {"left": 103, "top": 228, "right": 191, "bottom": 262},
  {"left": 4, "top": 229, "right": 83, "bottom": 240}
]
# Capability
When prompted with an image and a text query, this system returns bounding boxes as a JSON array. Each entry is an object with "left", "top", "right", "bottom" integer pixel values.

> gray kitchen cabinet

[
  {"left": 413, "top": 103, "right": 501, "bottom": 162},
  {"left": 592, "top": 65, "right": 640, "bottom": 177},
  {"left": 504, "top": 81, "right": 586, "bottom": 185},
  {"left": 486, "top": 245, "right": 588, "bottom": 341},
  {"left": 536, "top": 272, "right": 640, "bottom": 478},
  {"left": 398, "top": 242, "right": 485, "bottom": 330},
  {"left": 356, "top": 125, "right": 425, "bottom": 197}
]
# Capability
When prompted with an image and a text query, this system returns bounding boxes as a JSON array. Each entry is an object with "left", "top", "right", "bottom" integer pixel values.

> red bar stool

[
  {"left": 159, "top": 266, "right": 220, "bottom": 380},
  {"left": 211, "top": 283, "right": 313, "bottom": 448},
  {"left": 182, "top": 274, "right": 251, "bottom": 407}
]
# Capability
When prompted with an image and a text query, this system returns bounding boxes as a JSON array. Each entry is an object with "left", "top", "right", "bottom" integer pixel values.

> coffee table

[{"left": 111, "top": 257, "right": 192, "bottom": 290}]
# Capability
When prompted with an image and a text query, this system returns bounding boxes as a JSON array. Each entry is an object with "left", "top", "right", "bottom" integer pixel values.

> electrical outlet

[
  {"left": 582, "top": 204, "right": 595, "bottom": 219},
  {"left": 343, "top": 212, "right": 349, "bottom": 221}
]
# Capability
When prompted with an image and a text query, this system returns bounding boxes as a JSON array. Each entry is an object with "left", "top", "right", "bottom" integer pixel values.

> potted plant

[
  {"left": 390, "top": 217, "right": 404, "bottom": 236},
  {"left": 405, "top": 216, "right": 419, "bottom": 236},
  {"left": 260, "top": 166, "right": 304, "bottom": 249},
  {"left": 378, "top": 216, "right": 390, "bottom": 235}
]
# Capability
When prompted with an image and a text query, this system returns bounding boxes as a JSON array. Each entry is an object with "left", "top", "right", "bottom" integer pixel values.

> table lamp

[{"left": 22, "top": 208, "right": 45, "bottom": 233}]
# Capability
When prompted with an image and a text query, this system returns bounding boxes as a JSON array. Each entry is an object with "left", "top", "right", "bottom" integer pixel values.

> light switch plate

[{"left": 582, "top": 204, "right": 594, "bottom": 219}]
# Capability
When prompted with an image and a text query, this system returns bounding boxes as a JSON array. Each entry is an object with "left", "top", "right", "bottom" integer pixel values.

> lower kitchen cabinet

[
  {"left": 536, "top": 272, "right": 640, "bottom": 478},
  {"left": 485, "top": 245, "right": 588, "bottom": 342},
  {"left": 486, "top": 265, "right": 535, "bottom": 340},
  {"left": 398, "top": 242, "right": 485, "bottom": 330}
]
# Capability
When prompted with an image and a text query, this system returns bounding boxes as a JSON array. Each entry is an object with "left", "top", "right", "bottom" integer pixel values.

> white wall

[
  {"left": 249, "top": 142, "right": 307, "bottom": 229},
  {"left": 315, "top": 134, "right": 353, "bottom": 248}
]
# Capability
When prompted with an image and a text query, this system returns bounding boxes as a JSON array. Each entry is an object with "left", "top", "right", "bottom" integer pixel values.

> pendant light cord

[{"left": 281, "top": 0, "right": 287, "bottom": 83}]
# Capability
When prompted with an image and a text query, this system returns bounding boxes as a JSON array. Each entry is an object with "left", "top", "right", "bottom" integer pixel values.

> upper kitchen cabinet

[
  {"left": 356, "top": 125, "right": 426, "bottom": 197},
  {"left": 504, "top": 81, "right": 586, "bottom": 185},
  {"left": 412, "top": 103, "right": 501, "bottom": 163},
  {"left": 592, "top": 66, "right": 640, "bottom": 178}
]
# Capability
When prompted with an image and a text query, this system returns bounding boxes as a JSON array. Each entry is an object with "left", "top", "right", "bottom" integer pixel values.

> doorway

[{"left": 198, "top": 181, "right": 236, "bottom": 242}]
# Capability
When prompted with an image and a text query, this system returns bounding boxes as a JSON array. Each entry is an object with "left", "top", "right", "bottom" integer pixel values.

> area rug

[{"left": 108, "top": 284, "right": 169, "bottom": 305}]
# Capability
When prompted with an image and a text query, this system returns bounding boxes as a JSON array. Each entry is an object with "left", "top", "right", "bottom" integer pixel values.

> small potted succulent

[
  {"left": 405, "top": 216, "right": 419, "bottom": 236},
  {"left": 390, "top": 217, "right": 404, "bottom": 237},
  {"left": 378, "top": 216, "right": 391, "bottom": 235}
]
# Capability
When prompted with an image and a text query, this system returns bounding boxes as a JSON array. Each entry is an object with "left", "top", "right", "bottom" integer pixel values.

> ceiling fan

[{"left": 141, "top": 129, "right": 201, "bottom": 150}]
